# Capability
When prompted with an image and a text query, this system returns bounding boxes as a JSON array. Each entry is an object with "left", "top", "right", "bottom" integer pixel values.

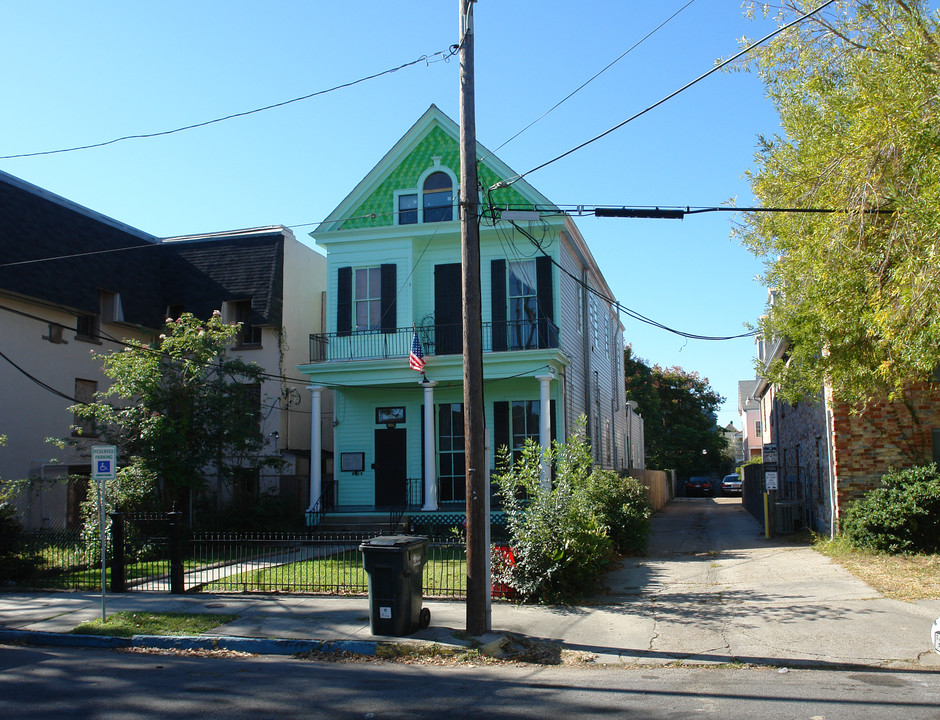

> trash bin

[{"left": 359, "top": 535, "right": 430, "bottom": 636}]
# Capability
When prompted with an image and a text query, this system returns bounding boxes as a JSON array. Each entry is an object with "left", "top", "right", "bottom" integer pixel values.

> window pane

[
  {"left": 399, "top": 194, "right": 418, "bottom": 225},
  {"left": 423, "top": 172, "right": 451, "bottom": 192},
  {"left": 355, "top": 268, "right": 369, "bottom": 298}
]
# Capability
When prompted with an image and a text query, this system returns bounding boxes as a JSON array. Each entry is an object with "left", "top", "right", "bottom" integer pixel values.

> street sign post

[{"left": 91, "top": 446, "right": 116, "bottom": 622}]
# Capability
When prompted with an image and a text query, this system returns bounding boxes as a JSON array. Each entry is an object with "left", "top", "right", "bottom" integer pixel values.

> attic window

[
  {"left": 423, "top": 172, "right": 453, "bottom": 222},
  {"left": 99, "top": 290, "right": 123, "bottom": 324}
]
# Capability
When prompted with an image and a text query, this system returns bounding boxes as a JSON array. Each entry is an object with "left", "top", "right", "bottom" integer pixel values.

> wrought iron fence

[
  {"left": 9, "top": 527, "right": 471, "bottom": 598},
  {"left": 185, "top": 532, "right": 467, "bottom": 598},
  {"left": 12, "top": 528, "right": 99, "bottom": 590}
]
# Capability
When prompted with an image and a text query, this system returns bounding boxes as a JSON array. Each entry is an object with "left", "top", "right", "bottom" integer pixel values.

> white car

[
  {"left": 933, "top": 617, "right": 940, "bottom": 654},
  {"left": 721, "top": 473, "right": 743, "bottom": 495}
]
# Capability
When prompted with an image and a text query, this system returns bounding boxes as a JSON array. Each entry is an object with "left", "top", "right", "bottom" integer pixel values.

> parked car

[
  {"left": 721, "top": 473, "right": 743, "bottom": 495},
  {"left": 685, "top": 476, "right": 713, "bottom": 496},
  {"left": 933, "top": 616, "right": 940, "bottom": 655}
]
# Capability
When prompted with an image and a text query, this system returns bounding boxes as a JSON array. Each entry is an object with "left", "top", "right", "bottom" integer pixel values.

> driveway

[{"left": 555, "top": 497, "right": 940, "bottom": 667}]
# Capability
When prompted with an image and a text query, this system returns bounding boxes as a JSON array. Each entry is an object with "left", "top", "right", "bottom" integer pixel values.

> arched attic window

[{"left": 423, "top": 172, "right": 453, "bottom": 222}]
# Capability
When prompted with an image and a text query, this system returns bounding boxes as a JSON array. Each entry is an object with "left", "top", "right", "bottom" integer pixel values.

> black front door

[
  {"left": 434, "top": 263, "right": 463, "bottom": 355},
  {"left": 374, "top": 428, "right": 406, "bottom": 507}
]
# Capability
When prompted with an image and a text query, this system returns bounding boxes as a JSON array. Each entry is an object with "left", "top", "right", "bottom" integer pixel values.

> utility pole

[{"left": 459, "top": 0, "right": 488, "bottom": 636}]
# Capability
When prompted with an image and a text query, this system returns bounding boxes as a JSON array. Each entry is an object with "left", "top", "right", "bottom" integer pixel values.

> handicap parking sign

[{"left": 91, "top": 446, "right": 117, "bottom": 482}]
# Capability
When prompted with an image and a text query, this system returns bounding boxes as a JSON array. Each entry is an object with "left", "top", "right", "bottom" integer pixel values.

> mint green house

[{"left": 299, "top": 106, "right": 628, "bottom": 524}]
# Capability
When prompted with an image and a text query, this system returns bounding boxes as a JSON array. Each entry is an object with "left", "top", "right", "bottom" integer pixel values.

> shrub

[
  {"left": 0, "top": 501, "right": 42, "bottom": 582},
  {"left": 586, "top": 470, "right": 652, "bottom": 556},
  {"left": 493, "top": 422, "right": 653, "bottom": 603},
  {"left": 841, "top": 464, "right": 940, "bottom": 554}
]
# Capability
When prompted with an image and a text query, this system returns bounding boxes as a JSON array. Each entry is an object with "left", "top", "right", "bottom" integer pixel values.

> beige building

[{"left": 0, "top": 170, "right": 327, "bottom": 529}]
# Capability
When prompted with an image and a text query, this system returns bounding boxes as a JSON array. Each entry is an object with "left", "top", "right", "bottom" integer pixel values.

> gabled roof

[{"left": 313, "top": 105, "right": 557, "bottom": 237}]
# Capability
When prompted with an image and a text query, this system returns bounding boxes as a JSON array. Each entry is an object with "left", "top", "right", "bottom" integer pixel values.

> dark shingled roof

[
  {"left": 160, "top": 233, "right": 284, "bottom": 329},
  {"left": 0, "top": 171, "right": 286, "bottom": 331}
]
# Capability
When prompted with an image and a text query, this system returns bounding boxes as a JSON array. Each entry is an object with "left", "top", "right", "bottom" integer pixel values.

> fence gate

[{"left": 109, "top": 511, "right": 185, "bottom": 593}]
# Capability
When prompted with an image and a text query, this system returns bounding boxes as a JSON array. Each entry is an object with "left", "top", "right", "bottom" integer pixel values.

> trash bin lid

[{"left": 360, "top": 535, "right": 427, "bottom": 548}]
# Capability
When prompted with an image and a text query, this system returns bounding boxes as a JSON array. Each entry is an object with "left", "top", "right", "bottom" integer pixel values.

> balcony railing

[{"left": 308, "top": 320, "right": 559, "bottom": 363}]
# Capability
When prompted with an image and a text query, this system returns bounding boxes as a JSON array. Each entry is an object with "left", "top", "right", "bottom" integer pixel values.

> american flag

[{"left": 409, "top": 330, "right": 426, "bottom": 372}]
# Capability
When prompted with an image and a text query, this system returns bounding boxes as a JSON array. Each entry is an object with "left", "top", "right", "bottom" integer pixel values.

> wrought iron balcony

[{"left": 308, "top": 320, "right": 559, "bottom": 363}]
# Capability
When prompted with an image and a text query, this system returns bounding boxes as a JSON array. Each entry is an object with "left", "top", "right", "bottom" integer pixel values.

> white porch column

[
  {"left": 535, "top": 373, "right": 553, "bottom": 490},
  {"left": 305, "top": 385, "right": 323, "bottom": 512},
  {"left": 421, "top": 379, "right": 438, "bottom": 511}
]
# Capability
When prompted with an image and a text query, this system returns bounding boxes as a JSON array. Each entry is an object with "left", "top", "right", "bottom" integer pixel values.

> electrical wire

[
  {"left": 491, "top": 0, "right": 840, "bottom": 190},
  {"left": 0, "top": 46, "right": 460, "bottom": 160},
  {"left": 489, "top": 0, "right": 698, "bottom": 156},
  {"left": 0, "top": 347, "right": 81, "bottom": 403},
  {"left": 507, "top": 220, "right": 757, "bottom": 342}
]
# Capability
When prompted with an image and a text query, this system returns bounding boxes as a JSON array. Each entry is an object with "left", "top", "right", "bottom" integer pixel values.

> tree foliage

[
  {"left": 73, "top": 313, "right": 277, "bottom": 509},
  {"left": 738, "top": 0, "right": 940, "bottom": 405},
  {"left": 623, "top": 346, "right": 729, "bottom": 475}
]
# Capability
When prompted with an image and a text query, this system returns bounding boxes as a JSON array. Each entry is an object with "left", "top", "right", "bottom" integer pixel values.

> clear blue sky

[{"left": 1, "top": 1, "right": 786, "bottom": 428}]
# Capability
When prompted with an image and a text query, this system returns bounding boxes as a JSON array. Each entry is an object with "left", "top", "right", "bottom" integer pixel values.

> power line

[
  {"left": 491, "top": 0, "right": 840, "bottom": 190},
  {"left": 489, "top": 0, "right": 698, "bottom": 155},
  {"left": 0, "top": 46, "right": 459, "bottom": 160},
  {"left": 507, "top": 219, "right": 756, "bottom": 342}
]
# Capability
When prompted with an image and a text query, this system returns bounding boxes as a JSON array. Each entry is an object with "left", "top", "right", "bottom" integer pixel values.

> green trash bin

[{"left": 359, "top": 535, "right": 431, "bottom": 636}]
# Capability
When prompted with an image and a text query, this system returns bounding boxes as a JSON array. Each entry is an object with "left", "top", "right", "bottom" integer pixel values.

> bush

[
  {"left": 493, "top": 423, "right": 651, "bottom": 603},
  {"left": 586, "top": 470, "right": 652, "bottom": 556},
  {"left": 841, "top": 464, "right": 940, "bottom": 554},
  {"left": 0, "top": 501, "right": 42, "bottom": 582}
]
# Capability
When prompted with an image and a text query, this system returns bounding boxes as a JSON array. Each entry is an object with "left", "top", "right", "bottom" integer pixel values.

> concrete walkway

[{"left": 2, "top": 498, "right": 938, "bottom": 667}]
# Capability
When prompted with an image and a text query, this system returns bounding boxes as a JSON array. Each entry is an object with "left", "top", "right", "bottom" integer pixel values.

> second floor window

[
  {"left": 355, "top": 267, "right": 382, "bottom": 331},
  {"left": 336, "top": 264, "right": 397, "bottom": 336},
  {"left": 508, "top": 260, "right": 537, "bottom": 350}
]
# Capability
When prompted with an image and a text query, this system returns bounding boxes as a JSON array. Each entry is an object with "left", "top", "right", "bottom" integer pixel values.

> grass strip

[{"left": 71, "top": 611, "right": 239, "bottom": 638}]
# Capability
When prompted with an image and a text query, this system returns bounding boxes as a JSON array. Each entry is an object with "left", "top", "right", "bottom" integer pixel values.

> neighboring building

[
  {"left": 737, "top": 378, "right": 762, "bottom": 460},
  {"left": 298, "top": 105, "right": 629, "bottom": 522},
  {"left": 752, "top": 292, "right": 940, "bottom": 535},
  {"left": 626, "top": 401, "right": 645, "bottom": 471},
  {"left": 0, "top": 170, "right": 326, "bottom": 529},
  {"left": 723, "top": 421, "right": 744, "bottom": 465}
]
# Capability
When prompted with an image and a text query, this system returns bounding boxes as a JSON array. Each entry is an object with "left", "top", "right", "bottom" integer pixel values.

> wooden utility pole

[{"left": 458, "top": 0, "right": 488, "bottom": 636}]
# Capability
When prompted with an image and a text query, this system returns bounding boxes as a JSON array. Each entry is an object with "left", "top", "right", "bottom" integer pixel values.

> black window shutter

[
  {"left": 491, "top": 259, "right": 507, "bottom": 351},
  {"left": 337, "top": 266, "right": 352, "bottom": 337},
  {"left": 380, "top": 264, "right": 397, "bottom": 333},
  {"left": 536, "top": 255, "right": 554, "bottom": 348},
  {"left": 493, "top": 401, "right": 510, "bottom": 463}
]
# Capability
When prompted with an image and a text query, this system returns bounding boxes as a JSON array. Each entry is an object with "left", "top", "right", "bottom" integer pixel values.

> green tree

[
  {"left": 624, "top": 347, "right": 728, "bottom": 475},
  {"left": 73, "top": 312, "right": 278, "bottom": 511},
  {"left": 737, "top": 0, "right": 940, "bottom": 406}
]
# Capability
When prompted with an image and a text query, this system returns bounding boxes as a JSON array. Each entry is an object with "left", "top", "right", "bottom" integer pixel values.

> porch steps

[{"left": 313, "top": 513, "right": 405, "bottom": 534}]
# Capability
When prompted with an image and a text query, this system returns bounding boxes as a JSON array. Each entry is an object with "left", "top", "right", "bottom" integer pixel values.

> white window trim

[{"left": 394, "top": 162, "right": 460, "bottom": 225}]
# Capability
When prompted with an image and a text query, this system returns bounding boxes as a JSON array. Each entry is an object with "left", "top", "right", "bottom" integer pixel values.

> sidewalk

[{"left": 2, "top": 502, "right": 939, "bottom": 668}]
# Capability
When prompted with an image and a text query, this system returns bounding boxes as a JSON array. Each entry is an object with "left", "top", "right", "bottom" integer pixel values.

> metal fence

[
  {"left": 185, "top": 532, "right": 467, "bottom": 598},
  {"left": 8, "top": 528, "right": 469, "bottom": 599}
]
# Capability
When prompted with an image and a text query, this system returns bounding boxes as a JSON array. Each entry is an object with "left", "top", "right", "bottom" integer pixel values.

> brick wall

[{"left": 830, "top": 382, "right": 940, "bottom": 517}]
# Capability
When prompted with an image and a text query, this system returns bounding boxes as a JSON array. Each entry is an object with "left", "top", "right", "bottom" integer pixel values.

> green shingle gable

[{"left": 340, "top": 125, "right": 531, "bottom": 231}]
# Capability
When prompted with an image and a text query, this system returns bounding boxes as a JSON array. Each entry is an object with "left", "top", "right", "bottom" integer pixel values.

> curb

[{"left": 0, "top": 629, "right": 380, "bottom": 656}]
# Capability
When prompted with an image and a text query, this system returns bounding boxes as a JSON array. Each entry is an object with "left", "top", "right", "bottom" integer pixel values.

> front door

[{"left": 374, "top": 428, "right": 406, "bottom": 507}]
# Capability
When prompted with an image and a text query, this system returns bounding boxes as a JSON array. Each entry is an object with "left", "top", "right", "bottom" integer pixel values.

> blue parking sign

[{"left": 91, "top": 446, "right": 116, "bottom": 481}]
